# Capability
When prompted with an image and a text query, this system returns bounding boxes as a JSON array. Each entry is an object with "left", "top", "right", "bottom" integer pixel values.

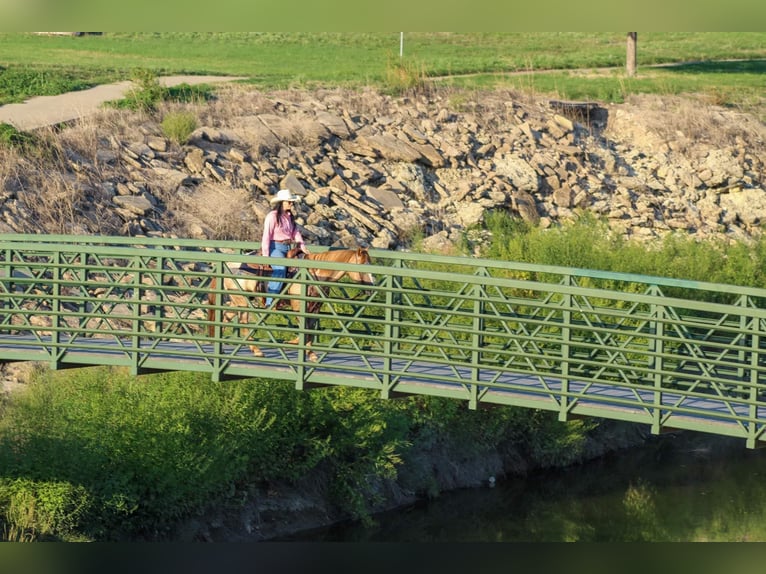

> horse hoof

[
  {"left": 307, "top": 352, "right": 319, "bottom": 363},
  {"left": 249, "top": 346, "right": 264, "bottom": 357},
  {"left": 286, "top": 337, "right": 299, "bottom": 345}
]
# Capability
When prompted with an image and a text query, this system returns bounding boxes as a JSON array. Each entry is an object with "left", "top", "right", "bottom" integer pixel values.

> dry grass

[
  {"left": 0, "top": 108, "right": 157, "bottom": 235},
  {"left": 195, "top": 84, "right": 275, "bottom": 126},
  {"left": 621, "top": 94, "right": 766, "bottom": 154},
  {"left": 165, "top": 182, "right": 257, "bottom": 241}
]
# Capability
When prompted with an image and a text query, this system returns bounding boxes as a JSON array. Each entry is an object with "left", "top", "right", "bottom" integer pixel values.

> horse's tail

[{"left": 206, "top": 277, "right": 216, "bottom": 337}]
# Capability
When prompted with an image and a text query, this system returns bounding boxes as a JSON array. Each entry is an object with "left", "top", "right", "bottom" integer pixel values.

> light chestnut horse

[{"left": 207, "top": 247, "right": 374, "bottom": 361}]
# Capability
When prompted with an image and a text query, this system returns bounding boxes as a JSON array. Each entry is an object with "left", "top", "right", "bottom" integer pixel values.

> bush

[
  {"left": 478, "top": 210, "right": 766, "bottom": 289},
  {"left": 0, "top": 479, "right": 91, "bottom": 542},
  {"left": 161, "top": 111, "right": 198, "bottom": 144},
  {"left": 0, "top": 122, "right": 36, "bottom": 151},
  {"left": 108, "top": 68, "right": 167, "bottom": 112},
  {"left": 0, "top": 368, "right": 278, "bottom": 539}
]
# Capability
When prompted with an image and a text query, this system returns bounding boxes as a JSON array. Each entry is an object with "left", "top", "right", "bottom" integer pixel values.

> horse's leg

[
  {"left": 219, "top": 279, "right": 244, "bottom": 324},
  {"left": 238, "top": 306, "right": 265, "bottom": 358},
  {"left": 305, "top": 333, "right": 318, "bottom": 362},
  {"left": 304, "top": 303, "right": 320, "bottom": 362},
  {"left": 245, "top": 311, "right": 264, "bottom": 357},
  {"left": 285, "top": 298, "right": 318, "bottom": 362},
  {"left": 226, "top": 290, "right": 264, "bottom": 357}
]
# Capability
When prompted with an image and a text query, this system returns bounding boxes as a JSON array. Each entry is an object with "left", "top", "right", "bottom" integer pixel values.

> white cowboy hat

[{"left": 270, "top": 189, "right": 301, "bottom": 204}]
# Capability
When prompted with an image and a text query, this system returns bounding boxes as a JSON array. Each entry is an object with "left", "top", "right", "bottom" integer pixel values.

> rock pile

[{"left": 2, "top": 86, "right": 764, "bottom": 252}]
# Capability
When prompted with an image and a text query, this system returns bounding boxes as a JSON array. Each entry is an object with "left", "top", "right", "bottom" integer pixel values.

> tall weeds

[
  {"left": 0, "top": 362, "right": 591, "bottom": 540},
  {"left": 383, "top": 53, "right": 430, "bottom": 96},
  {"left": 479, "top": 210, "right": 766, "bottom": 288}
]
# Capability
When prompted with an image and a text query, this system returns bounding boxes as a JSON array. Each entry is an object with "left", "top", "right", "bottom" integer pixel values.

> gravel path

[{"left": 0, "top": 75, "right": 247, "bottom": 131}]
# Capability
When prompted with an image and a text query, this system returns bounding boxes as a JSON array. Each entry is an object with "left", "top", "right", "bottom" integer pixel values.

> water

[{"left": 281, "top": 433, "right": 766, "bottom": 542}]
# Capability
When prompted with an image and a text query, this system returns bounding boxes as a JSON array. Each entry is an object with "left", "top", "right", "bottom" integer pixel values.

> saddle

[
  {"left": 237, "top": 262, "right": 273, "bottom": 277},
  {"left": 237, "top": 262, "right": 297, "bottom": 281},
  {"left": 237, "top": 247, "right": 303, "bottom": 279}
]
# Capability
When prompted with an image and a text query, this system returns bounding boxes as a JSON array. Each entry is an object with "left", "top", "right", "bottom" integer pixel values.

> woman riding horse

[
  {"left": 207, "top": 247, "right": 375, "bottom": 362},
  {"left": 261, "top": 189, "right": 310, "bottom": 307}
]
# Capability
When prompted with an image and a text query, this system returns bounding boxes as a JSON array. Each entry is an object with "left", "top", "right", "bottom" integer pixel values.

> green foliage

[
  {"left": 112, "top": 68, "right": 168, "bottom": 112},
  {"left": 0, "top": 359, "right": 599, "bottom": 540},
  {"left": 0, "top": 367, "right": 278, "bottom": 540},
  {"left": 165, "top": 82, "right": 217, "bottom": 104},
  {"left": 160, "top": 111, "right": 198, "bottom": 144},
  {"left": 107, "top": 72, "right": 215, "bottom": 114},
  {"left": 0, "top": 65, "right": 111, "bottom": 104},
  {"left": 0, "top": 367, "right": 419, "bottom": 538},
  {"left": 0, "top": 122, "right": 36, "bottom": 151},
  {"left": 478, "top": 211, "right": 766, "bottom": 289},
  {"left": 0, "top": 479, "right": 91, "bottom": 541},
  {"left": 309, "top": 387, "right": 411, "bottom": 521},
  {"left": 515, "top": 411, "right": 598, "bottom": 468}
]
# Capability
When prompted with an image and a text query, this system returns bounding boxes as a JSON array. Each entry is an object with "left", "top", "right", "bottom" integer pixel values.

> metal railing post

[
  {"left": 49, "top": 250, "right": 62, "bottom": 369},
  {"left": 469, "top": 282, "right": 483, "bottom": 410},
  {"left": 558, "top": 276, "right": 572, "bottom": 422},
  {"left": 211, "top": 260, "right": 225, "bottom": 382},
  {"left": 649, "top": 286, "right": 666, "bottom": 436},
  {"left": 381, "top": 263, "right": 403, "bottom": 400}
]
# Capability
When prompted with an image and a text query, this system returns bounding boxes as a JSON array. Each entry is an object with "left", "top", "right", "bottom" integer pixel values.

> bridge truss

[{"left": 2, "top": 234, "right": 766, "bottom": 447}]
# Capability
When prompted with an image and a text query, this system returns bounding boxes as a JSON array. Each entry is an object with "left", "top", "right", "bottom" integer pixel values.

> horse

[{"left": 206, "top": 247, "right": 375, "bottom": 362}]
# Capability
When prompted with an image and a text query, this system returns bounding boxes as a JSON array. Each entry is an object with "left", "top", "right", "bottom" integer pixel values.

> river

[{"left": 279, "top": 432, "right": 766, "bottom": 542}]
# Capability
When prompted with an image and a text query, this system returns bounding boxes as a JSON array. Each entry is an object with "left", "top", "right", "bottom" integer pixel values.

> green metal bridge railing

[{"left": 2, "top": 233, "right": 766, "bottom": 448}]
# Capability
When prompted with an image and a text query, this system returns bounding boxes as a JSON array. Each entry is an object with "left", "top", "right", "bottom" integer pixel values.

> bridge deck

[{"left": 1, "top": 334, "right": 762, "bottom": 445}]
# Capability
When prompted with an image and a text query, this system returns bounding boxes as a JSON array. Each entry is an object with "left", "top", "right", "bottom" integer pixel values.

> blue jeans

[{"left": 265, "top": 241, "right": 290, "bottom": 306}]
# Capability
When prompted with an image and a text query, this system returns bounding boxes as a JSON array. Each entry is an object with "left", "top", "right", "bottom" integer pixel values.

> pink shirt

[{"left": 261, "top": 210, "right": 304, "bottom": 256}]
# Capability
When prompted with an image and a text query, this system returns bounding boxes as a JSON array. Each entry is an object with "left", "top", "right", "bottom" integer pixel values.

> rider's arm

[{"left": 261, "top": 211, "right": 275, "bottom": 257}]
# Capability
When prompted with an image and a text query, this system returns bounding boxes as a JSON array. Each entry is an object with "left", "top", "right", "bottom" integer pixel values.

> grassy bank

[
  {"left": 0, "top": 32, "right": 765, "bottom": 112},
  {"left": 0, "top": 365, "right": 590, "bottom": 541}
]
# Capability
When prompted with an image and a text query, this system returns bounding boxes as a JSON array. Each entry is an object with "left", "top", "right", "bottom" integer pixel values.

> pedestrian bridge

[{"left": 2, "top": 233, "right": 766, "bottom": 448}]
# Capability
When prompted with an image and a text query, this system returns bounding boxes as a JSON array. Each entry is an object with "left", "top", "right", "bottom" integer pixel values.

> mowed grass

[{"left": 0, "top": 32, "right": 764, "bottom": 111}]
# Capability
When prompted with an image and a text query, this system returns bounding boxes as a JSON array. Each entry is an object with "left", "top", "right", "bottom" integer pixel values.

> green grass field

[{"left": 1, "top": 32, "right": 765, "bottom": 112}]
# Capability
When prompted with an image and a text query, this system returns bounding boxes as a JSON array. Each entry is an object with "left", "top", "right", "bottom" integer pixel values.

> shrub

[
  {"left": 160, "top": 111, "right": 198, "bottom": 144},
  {"left": 108, "top": 68, "right": 167, "bottom": 112},
  {"left": 0, "top": 479, "right": 91, "bottom": 542},
  {"left": 0, "top": 368, "right": 278, "bottom": 539}
]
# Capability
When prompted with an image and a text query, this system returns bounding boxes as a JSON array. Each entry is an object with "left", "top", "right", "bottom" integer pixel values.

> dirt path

[{"left": 0, "top": 75, "right": 247, "bottom": 131}]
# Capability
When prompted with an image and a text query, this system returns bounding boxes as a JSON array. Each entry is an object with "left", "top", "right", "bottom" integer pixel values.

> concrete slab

[{"left": 0, "top": 75, "right": 247, "bottom": 131}]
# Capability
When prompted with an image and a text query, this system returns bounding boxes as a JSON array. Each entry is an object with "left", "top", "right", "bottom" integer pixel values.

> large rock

[{"left": 494, "top": 154, "right": 539, "bottom": 193}]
